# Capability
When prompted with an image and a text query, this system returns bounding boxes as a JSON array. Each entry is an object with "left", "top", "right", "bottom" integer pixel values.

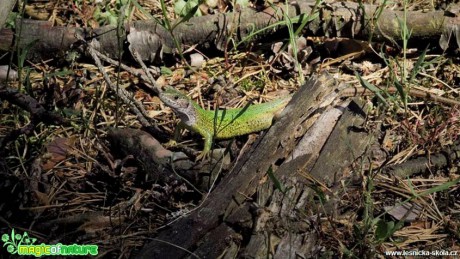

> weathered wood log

[
  {"left": 1, "top": 2, "right": 459, "bottom": 62},
  {"left": 220, "top": 100, "right": 372, "bottom": 258}
]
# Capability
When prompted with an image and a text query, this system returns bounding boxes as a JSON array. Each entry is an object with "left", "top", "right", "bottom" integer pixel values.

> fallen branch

[
  {"left": 1, "top": 2, "right": 459, "bottom": 62},
  {"left": 0, "top": 85, "right": 68, "bottom": 149}
]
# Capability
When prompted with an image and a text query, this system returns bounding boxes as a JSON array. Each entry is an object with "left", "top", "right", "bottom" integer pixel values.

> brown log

[{"left": 1, "top": 2, "right": 459, "bottom": 62}]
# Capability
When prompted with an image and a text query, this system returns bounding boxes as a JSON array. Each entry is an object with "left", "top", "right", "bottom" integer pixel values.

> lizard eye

[{"left": 173, "top": 95, "right": 179, "bottom": 100}]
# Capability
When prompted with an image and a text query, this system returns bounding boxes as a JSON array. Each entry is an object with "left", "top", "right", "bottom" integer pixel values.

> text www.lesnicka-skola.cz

[{"left": 385, "top": 250, "right": 458, "bottom": 256}]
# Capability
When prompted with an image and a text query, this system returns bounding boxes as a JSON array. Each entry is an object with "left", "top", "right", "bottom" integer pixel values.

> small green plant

[
  {"left": 267, "top": 166, "right": 288, "bottom": 194},
  {"left": 380, "top": 0, "right": 425, "bottom": 108},
  {"left": 374, "top": 219, "right": 401, "bottom": 242},
  {"left": 174, "top": 0, "right": 202, "bottom": 17},
  {"left": 159, "top": 0, "right": 206, "bottom": 66},
  {"left": 231, "top": 1, "right": 320, "bottom": 51},
  {"left": 394, "top": 0, "right": 412, "bottom": 107},
  {"left": 92, "top": 0, "right": 133, "bottom": 26},
  {"left": 6, "top": 12, "right": 19, "bottom": 29},
  {"left": 281, "top": 0, "right": 321, "bottom": 83},
  {"left": 356, "top": 46, "right": 429, "bottom": 108},
  {"left": 355, "top": 0, "right": 435, "bottom": 109},
  {"left": 239, "top": 77, "right": 264, "bottom": 92},
  {"left": 357, "top": 0, "right": 388, "bottom": 43},
  {"left": 161, "top": 66, "right": 173, "bottom": 76}
]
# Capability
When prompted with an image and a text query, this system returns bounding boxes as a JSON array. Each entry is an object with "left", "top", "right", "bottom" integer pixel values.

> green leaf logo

[{"left": 1, "top": 229, "right": 36, "bottom": 254}]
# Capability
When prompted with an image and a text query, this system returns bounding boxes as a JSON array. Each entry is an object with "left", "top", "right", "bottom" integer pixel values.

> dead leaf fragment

[{"left": 41, "top": 137, "right": 76, "bottom": 170}]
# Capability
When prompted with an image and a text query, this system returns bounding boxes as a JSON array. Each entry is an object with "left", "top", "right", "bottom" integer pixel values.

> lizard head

[{"left": 159, "top": 86, "right": 197, "bottom": 126}]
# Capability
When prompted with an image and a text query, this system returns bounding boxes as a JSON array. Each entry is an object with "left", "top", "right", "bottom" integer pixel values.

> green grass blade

[{"left": 355, "top": 72, "right": 389, "bottom": 106}]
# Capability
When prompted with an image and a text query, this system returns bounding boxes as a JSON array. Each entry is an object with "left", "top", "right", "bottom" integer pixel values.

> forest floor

[{"left": 1, "top": 0, "right": 460, "bottom": 257}]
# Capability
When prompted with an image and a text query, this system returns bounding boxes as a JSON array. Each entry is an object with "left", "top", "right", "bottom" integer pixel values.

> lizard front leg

[
  {"left": 196, "top": 130, "right": 214, "bottom": 161},
  {"left": 165, "top": 122, "right": 184, "bottom": 148}
]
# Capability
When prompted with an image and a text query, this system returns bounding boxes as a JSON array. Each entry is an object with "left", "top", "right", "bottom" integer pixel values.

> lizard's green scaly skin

[{"left": 160, "top": 86, "right": 291, "bottom": 158}]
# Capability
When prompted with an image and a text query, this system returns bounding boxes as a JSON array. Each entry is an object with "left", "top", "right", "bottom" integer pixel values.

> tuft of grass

[{"left": 281, "top": 0, "right": 321, "bottom": 84}]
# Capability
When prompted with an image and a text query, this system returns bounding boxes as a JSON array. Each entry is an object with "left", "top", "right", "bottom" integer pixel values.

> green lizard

[{"left": 159, "top": 86, "right": 291, "bottom": 160}]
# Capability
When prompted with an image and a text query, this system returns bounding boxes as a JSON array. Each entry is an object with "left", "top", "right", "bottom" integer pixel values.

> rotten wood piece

[{"left": 234, "top": 99, "right": 373, "bottom": 257}]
